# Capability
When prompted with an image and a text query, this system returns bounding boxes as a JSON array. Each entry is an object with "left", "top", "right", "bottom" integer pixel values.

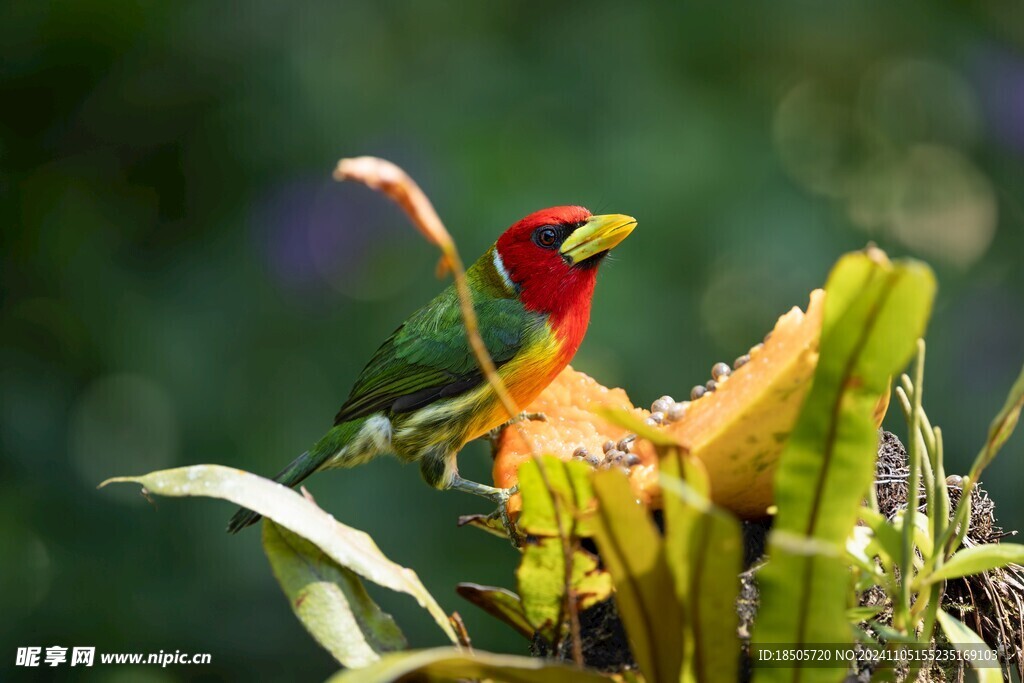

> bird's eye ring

[{"left": 535, "top": 226, "right": 558, "bottom": 248}]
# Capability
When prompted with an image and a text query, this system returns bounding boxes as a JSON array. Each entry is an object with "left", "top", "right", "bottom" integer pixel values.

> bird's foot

[
  {"left": 484, "top": 411, "right": 547, "bottom": 446},
  {"left": 485, "top": 485, "right": 521, "bottom": 548},
  {"left": 449, "top": 475, "right": 522, "bottom": 547}
]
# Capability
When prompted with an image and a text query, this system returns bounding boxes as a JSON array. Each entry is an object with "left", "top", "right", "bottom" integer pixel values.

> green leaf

[
  {"left": 970, "top": 362, "right": 1024, "bottom": 479},
  {"left": 857, "top": 508, "right": 903, "bottom": 565},
  {"left": 592, "top": 468, "right": 684, "bottom": 683},
  {"left": 846, "top": 526, "right": 885, "bottom": 578},
  {"left": 661, "top": 455, "right": 743, "bottom": 683},
  {"left": 518, "top": 455, "right": 596, "bottom": 538},
  {"left": 755, "top": 529, "right": 852, "bottom": 645},
  {"left": 325, "top": 647, "right": 612, "bottom": 683},
  {"left": 263, "top": 520, "right": 404, "bottom": 667},
  {"left": 868, "top": 620, "right": 919, "bottom": 644},
  {"left": 935, "top": 611, "right": 1002, "bottom": 683},
  {"left": 774, "top": 250, "right": 936, "bottom": 540},
  {"left": 846, "top": 605, "right": 883, "bottom": 623},
  {"left": 455, "top": 583, "right": 534, "bottom": 640},
  {"left": 752, "top": 250, "right": 936, "bottom": 682},
  {"left": 596, "top": 407, "right": 681, "bottom": 447},
  {"left": 928, "top": 543, "right": 1024, "bottom": 583},
  {"left": 100, "top": 465, "right": 458, "bottom": 644},
  {"left": 516, "top": 540, "right": 612, "bottom": 640},
  {"left": 895, "top": 508, "right": 934, "bottom": 560},
  {"left": 516, "top": 456, "right": 612, "bottom": 640}
]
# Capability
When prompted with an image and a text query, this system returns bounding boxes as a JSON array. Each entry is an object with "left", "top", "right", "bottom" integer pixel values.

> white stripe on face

[{"left": 492, "top": 247, "right": 517, "bottom": 293}]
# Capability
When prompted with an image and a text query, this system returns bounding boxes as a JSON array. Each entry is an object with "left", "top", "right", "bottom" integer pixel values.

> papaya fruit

[{"left": 492, "top": 288, "right": 860, "bottom": 519}]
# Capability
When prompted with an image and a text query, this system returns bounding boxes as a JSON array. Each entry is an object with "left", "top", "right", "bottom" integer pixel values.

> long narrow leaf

[
  {"left": 969, "top": 362, "right": 1024, "bottom": 479},
  {"left": 263, "top": 520, "right": 405, "bottom": 666},
  {"left": 661, "top": 450, "right": 742, "bottom": 683},
  {"left": 455, "top": 584, "right": 534, "bottom": 639},
  {"left": 592, "top": 469, "right": 684, "bottom": 683},
  {"left": 100, "top": 465, "right": 458, "bottom": 643},
  {"left": 928, "top": 543, "right": 1024, "bottom": 583},
  {"left": 753, "top": 250, "right": 936, "bottom": 683}
]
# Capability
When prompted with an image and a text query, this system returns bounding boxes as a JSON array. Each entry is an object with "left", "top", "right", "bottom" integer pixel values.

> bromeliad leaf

[
  {"left": 325, "top": 647, "right": 611, "bottom": 683},
  {"left": 455, "top": 583, "right": 533, "bottom": 639},
  {"left": 927, "top": 543, "right": 1024, "bottom": 583},
  {"left": 592, "top": 468, "right": 684, "bottom": 683},
  {"left": 263, "top": 520, "right": 405, "bottom": 667},
  {"left": 755, "top": 530, "right": 851, "bottom": 663},
  {"left": 773, "top": 249, "right": 936, "bottom": 541},
  {"left": 100, "top": 465, "right": 458, "bottom": 644},
  {"left": 753, "top": 249, "right": 936, "bottom": 682}
]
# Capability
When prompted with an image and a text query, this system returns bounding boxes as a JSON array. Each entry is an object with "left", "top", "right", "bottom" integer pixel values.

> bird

[{"left": 227, "top": 206, "right": 636, "bottom": 533}]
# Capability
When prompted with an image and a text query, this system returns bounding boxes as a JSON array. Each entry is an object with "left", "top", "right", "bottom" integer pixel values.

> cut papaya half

[{"left": 492, "top": 289, "right": 882, "bottom": 519}]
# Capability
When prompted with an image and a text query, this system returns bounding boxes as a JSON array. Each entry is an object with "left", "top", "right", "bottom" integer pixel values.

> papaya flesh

[{"left": 492, "top": 368, "right": 659, "bottom": 516}]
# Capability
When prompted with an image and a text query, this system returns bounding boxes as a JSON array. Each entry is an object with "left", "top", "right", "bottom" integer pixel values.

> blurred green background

[{"left": 3, "top": 2, "right": 1023, "bottom": 680}]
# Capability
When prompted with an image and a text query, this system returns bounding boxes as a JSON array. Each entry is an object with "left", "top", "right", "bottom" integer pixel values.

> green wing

[{"left": 333, "top": 285, "right": 538, "bottom": 424}]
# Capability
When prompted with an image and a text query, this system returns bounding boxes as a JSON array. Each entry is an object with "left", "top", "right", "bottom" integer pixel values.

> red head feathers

[{"left": 494, "top": 205, "right": 636, "bottom": 350}]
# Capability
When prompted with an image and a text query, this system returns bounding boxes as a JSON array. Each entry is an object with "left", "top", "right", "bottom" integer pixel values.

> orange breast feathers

[{"left": 466, "top": 324, "right": 573, "bottom": 439}]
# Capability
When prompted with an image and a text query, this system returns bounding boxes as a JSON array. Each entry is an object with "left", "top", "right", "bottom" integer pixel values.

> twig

[{"left": 449, "top": 611, "right": 473, "bottom": 652}]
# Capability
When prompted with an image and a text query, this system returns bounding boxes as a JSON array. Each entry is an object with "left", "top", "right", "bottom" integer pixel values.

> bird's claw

[
  {"left": 486, "top": 485, "right": 522, "bottom": 548},
  {"left": 485, "top": 411, "right": 548, "bottom": 446}
]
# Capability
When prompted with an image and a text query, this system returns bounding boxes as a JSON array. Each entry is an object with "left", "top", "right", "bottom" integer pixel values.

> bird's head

[{"left": 493, "top": 206, "right": 636, "bottom": 320}]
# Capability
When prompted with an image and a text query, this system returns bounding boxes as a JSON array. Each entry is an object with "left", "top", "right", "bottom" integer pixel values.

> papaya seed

[
  {"left": 651, "top": 396, "right": 673, "bottom": 414},
  {"left": 667, "top": 401, "right": 689, "bottom": 421},
  {"left": 690, "top": 385, "right": 707, "bottom": 400},
  {"left": 712, "top": 362, "right": 731, "bottom": 380}
]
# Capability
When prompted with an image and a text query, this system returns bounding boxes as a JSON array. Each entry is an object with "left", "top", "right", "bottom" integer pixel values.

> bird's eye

[{"left": 535, "top": 226, "right": 558, "bottom": 248}]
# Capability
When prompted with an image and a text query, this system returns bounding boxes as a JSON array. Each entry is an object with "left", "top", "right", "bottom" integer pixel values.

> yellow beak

[{"left": 558, "top": 213, "right": 637, "bottom": 266}]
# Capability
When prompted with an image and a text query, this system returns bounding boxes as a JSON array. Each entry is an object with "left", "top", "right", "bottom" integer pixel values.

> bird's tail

[{"left": 226, "top": 417, "right": 369, "bottom": 533}]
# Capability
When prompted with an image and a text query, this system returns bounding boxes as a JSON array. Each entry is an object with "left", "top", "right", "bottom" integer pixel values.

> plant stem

[{"left": 899, "top": 340, "right": 925, "bottom": 633}]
